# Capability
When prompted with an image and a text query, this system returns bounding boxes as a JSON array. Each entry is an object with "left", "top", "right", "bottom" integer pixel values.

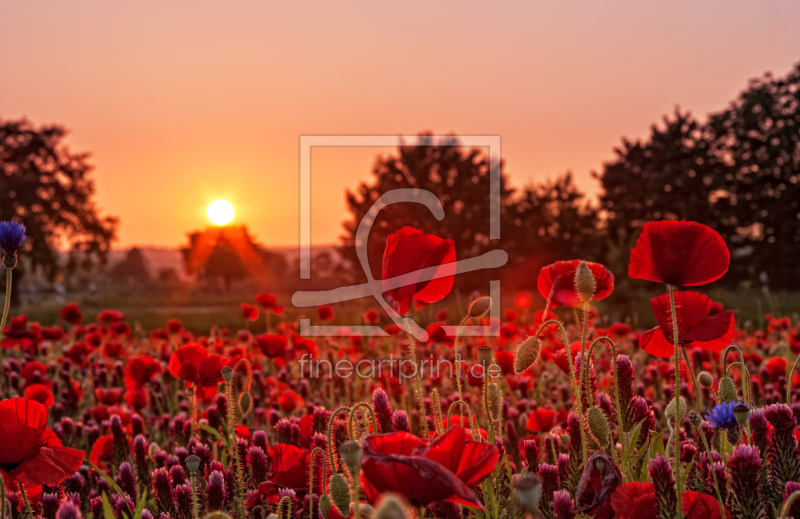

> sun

[{"left": 207, "top": 200, "right": 234, "bottom": 226}]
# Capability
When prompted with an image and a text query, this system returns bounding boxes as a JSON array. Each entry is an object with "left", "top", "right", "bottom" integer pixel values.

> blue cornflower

[
  {"left": 0, "top": 221, "right": 27, "bottom": 253},
  {"left": 705, "top": 400, "right": 742, "bottom": 429},
  {"left": 0, "top": 221, "right": 27, "bottom": 269}
]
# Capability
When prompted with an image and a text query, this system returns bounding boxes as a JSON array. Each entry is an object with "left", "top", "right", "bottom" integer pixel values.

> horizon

[{"left": 3, "top": 1, "right": 800, "bottom": 249}]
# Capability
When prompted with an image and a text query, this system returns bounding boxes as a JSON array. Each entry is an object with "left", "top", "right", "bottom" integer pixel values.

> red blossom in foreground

[
  {"left": 382, "top": 226, "right": 456, "bottom": 316},
  {"left": 0, "top": 398, "right": 84, "bottom": 486},
  {"left": 639, "top": 291, "right": 734, "bottom": 358},
  {"left": 24, "top": 384, "right": 55, "bottom": 408},
  {"left": 628, "top": 220, "right": 729, "bottom": 287},
  {"left": 610, "top": 482, "right": 730, "bottom": 519},
  {"left": 360, "top": 426, "right": 498, "bottom": 509},
  {"left": 168, "top": 344, "right": 229, "bottom": 398},
  {"left": 537, "top": 260, "right": 614, "bottom": 309},
  {"left": 245, "top": 443, "right": 323, "bottom": 506},
  {"left": 241, "top": 303, "right": 259, "bottom": 321}
]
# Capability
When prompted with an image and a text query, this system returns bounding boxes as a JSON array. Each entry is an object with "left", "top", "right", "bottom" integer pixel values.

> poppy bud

[
  {"left": 575, "top": 261, "right": 595, "bottom": 302},
  {"left": 238, "top": 391, "right": 253, "bottom": 417},
  {"left": 185, "top": 454, "right": 200, "bottom": 474},
  {"left": 587, "top": 406, "right": 610, "bottom": 447},
  {"left": 514, "top": 337, "right": 540, "bottom": 374},
  {"left": 727, "top": 427, "right": 739, "bottom": 445},
  {"left": 689, "top": 411, "right": 702, "bottom": 428},
  {"left": 339, "top": 441, "right": 362, "bottom": 475},
  {"left": 718, "top": 376, "right": 737, "bottom": 403},
  {"left": 698, "top": 371, "right": 713, "bottom": 388},
  {"left": 486, "top": 382, "right": 501, "bottom": 421},
  {"left": 3, "top": 251, "right": 18, "bottom": 270},
  {"left": 513, "top": 473, "right": 541, "bottom": 513},
  {"left": 477, "top": 345, "right": 493, "bottom": 371},
  {"left": 665, "top": 397, "right": 687, "bottom": 423},
  {"left": 734, "top": 403, "right": 750, "bottom": 427},
  {"left": 468, "top": 296, "right": 492, "bottom": 318},
  {"left": 374, "top": 495, "right": 408, "bottom": 519},
  {"left": 221, "top": 366, "right": 234, "bottom": 382},
  {"left": 319, "top": 494, "right": 333, "bottom": 519},
  {"left": 329, "top": 474, "right": 351, "bottom": 514}
]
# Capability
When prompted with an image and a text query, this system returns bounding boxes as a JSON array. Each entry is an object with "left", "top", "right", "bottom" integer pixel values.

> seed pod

[
  {"left": 329, "top": 474, "right": 351, "bottom": 515},
  {"left": 718, "top": 377, "right": 737, "bottom": 403},
  {"left": 185, "top": 454, "right": 200, "bottom": 474},
  {"left": 665, "top": 397, "right": 687, "bottom": 423},
  {"left": 238, "top": 391, "right": 253, "bottom": 417},
  {"left": 698, "top": 371, "right": 713, "bottom": 388},
  {"left": 221, "top": 366, "right": 234, "bottom": 382},
  {"left": 514, "top": 337, "right": 541, "bottom": 374},
  {"left": 689, "top": 411, "right": 702, "bottom": 428},
  {"left": 486, "top": 382, "right": 501, "bottom": 421},
  {"left": 468, "top": 296, "right": 492, "bottom": 318},
  {"left": 477, "top": 345, "right": 493, "bottom": 371},
  {"left": 575, "top": 261, "right": 595, "bottom": 303},
  {"left": 319, "top": 494, "right": 333, "bottom": 519},
  {"left": 734, "top": 403, "right": 750, "bottom": 427},
  {"left": 374, "top": 495, "right": 408, "bottom": 519},
  {"left": 727, "top": 427, "right": 739, "bottom": 445},
  {"left": 587, "top": 406, "right": 610, "bottom": 447},
  {"left": 339, "top": 441, "right": 362, "bottom": 475}
]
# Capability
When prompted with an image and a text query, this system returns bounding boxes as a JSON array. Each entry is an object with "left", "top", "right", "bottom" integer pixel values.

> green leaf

[
  {"left": 196, "top": 423, "right": 229, "bottom": 447},
  {"left": 87, "top": 460, "right": 126, "bottom": 498},
  {"left": 102, "top": 494, "right": 116, "bottom": 519},
  {"left": 621, "top": 420, "right": 644, "bottom": 467},
  {"left": 133, "top": 489, "right": 148, "bottom": 519}
]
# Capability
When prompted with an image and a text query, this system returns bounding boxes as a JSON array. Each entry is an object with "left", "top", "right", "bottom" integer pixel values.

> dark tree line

[{"left": 342, "top": 61, "right": 800, "bottom": 292}]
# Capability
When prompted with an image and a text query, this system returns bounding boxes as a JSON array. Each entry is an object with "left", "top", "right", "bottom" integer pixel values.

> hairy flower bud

[
  {"left": 477, "top": 345, "right": 493, "bottom": 371},
  {"left": 486, "top": 382, "right": 501, "bottom": 422},
  {"left": 718, "top": 376, "right": 737, "bottom": 403},
  {"left": 468, "top": 296, "right": 492, "bottom": 318},
  {"left": 689, "top": 411, "right": 702, "bottom": 428},
  {"left": 514, "top": 473, "right": 542, "bottom": 514},
  {"left": 374, "top": 494, "right": 408, "bottom": 519},
  {"left": 698, "top": 371, "right": 714, "bottom": 388},
  {"left": 330, "top": 473, "right": 351, "bottom": 514},
  {"left": 587, "top": 406, "right": 610, "bottom": 447},
  {"left": 319, "top": 494, "right": 333, "bottom": 519},
  {"left": 575, "top": 262, "right": 595, "bottom": 303},
  {"left": 665, "top": 397, "right": 687, "bottom": 424},
  {"left": 339, "top": 441, "right": 362, "bottom": 475},
  {"left": 514, "top": 337, "right": 541, "bottom": 374}
]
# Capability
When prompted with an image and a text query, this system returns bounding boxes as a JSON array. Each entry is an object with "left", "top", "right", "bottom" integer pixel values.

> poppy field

[{"left": 3, "top": 218, "right": 800, "bottom": 519}]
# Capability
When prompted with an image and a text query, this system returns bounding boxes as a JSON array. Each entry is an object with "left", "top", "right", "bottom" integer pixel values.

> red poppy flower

[
  {"left": 425, "top": 323, "right": 454, "bottom": 345},
  {"left": 360, "top": 426, "right": 498, "bottom": 509},
  {"left": 62, "top": 342, "right": 95, "bottom": 367},
  {"left": 245, "top": 443, "right": 322, "bottom": 506},
  {"left": 514, "top": 292, "right": 532, "bottom": 310},
  {"left": 682, "top": 491, "right": 730, "bottom": 519},
  {"left": 97, "top": 309, "right": 126, "bottom": 324},
  {"left": 255, "top": 334, "right": 289, "bottom": 359},
  {"left": 639, "top": 292, "right": 734, "bottom": 358},
  {"left": 381, "top": 227, "right": 456, "bottom": 316},
  {"left": 537, "top": 260, "right": 614, "bottom": 309},
  {"left": 59, "top": 303, "right": 83, "bottom": 325},
  {"left": 526, "top": 408, "right": 558, "bottom": 433},
  {"left": 96, "top": 388, "right": 126, "bottom": 406},
  {"left": 241, "top": 303, "right": 259, "bottom": 321},
  {"left": 505, "top": 309, "right": 519, "bottom": 323},
  {"left": 628, "top": 221, "right": 729, "bottom": 286},
  {"left": 553, "top": 342, "right": 582, "bottom": 374},
  {"left": 278, "top": 390, "right": 304, "bottom": 413},
  {"left": 124, "top": 356, "right": 162, "bottom": 390},
  {"left": 364, "top": 309, "right": 380, "bottom": 324},
  {"left": 24, "top": 384, "right": 55, "bottom": 408},
  {"left": 20, "top": 361, "right": 49, "bottom": 385},
  {"left": 168, "top": 344, "right": 229, "bottom": 398},
  {"left": 125, "top": 389, "right": 150, "bottom": 411},
  {"left": 317, "top": 305, "right": 335, "bottom": 322},
  {"left": 495, "top": 350, "right": 515, "bottom": 375},
  {"left": 88, "top": 435, "right": 114, "bottom": 471},
  {"left": 41, "top": 327, "right": 65, "bottom": 341},
  {"left": 765, "top": 357, "right": 788, "bottom": 379},
  {"left": 576, "top": 453, "right": 621, "bottom": 519},
  {"left": 255, "top": 293, "right": 284, "bottom": 314},
  {"left": 0, "top": 398, "right": 84, "bottom": 486},
  {"left": 610, "top": 482, "right": 656, "bottom": 519}
]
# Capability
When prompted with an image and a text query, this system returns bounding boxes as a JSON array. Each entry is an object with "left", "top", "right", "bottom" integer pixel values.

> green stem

[
  {"left": 446, "top": 400, "right": 478, "bottom": 440},
  {"left": 668, "top": 285, "right": 683, "bottom": 519},
  {"left": 535, "top": 319, "right": 587, "bottom": 464},
  {"left": 722, "top": 345, "right": 751, "bottom": 403},
  {"left": 405, "top": 314, "right": 429, "bottom": 439},
  {"left": 277, "top": 496, "right": 293, "bottom": 519},
  {"left": 352, "top": 473, "right": 361, "bottom": 519},
  {"left": 431, "top": 389, "right": 444, "bottom": 435},
  {"left": 586, "top": 337, "right": 625, "bottom": 443},
  {"left": 19, "top": 482, "right": 33, "bottom": 519},
  {"left": 580, "top": 303, "right": 590, "bottom": 408},
  {"left": 0, "top": 471, "right": 5, "bottom": 519},
  {"left": 782, "top": 490, "right": 800, "bottom": 518},
  {"left": 191, "top": 473, "right": 199, "bottom": 519},
  {"left": 483, "top": 372, "right": 497, "bottom": 443},
  {"left": 452, "top": 315, "right": 469, "bottom": 416},
  {"left": 680, "top": 347, "right": 702, "bottom": 412},
  {"left": 788, "top": 356, "right": 800, "bottom": 405},
  {"left": 327, "top": 406, "right": 351, "bottom": 473},
  {"left": 348, "top": 403, "right": 377, "bottom": 439},
  {"left": 225, "top": 380, "right": 246, "bottom": 519},
  {"left": 309, "top": 448, "right": 325, "bottom": 519},
  {"left": 0, "top": 269, "right": 11, "bottom": 345}
]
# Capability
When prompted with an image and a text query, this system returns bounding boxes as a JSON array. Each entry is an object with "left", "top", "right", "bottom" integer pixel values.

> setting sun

[{"left": 207, "top": 199, "right": 234, "bottom": 226}]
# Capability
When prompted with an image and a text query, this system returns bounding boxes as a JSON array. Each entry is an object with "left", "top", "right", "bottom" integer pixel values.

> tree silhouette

[
  {"left": 108, "top": 247, "right": 150, "bottom": 284},
  {"left": 340, "top": 133, "right": 514, "bottom": 291},
  {"left": 0, "top": 119, "right": 118, "bottom": 278}
]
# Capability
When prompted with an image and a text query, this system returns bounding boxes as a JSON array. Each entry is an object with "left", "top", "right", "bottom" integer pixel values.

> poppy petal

[{"left": 639, "top": 327, "right": 674, "bottom": 358}]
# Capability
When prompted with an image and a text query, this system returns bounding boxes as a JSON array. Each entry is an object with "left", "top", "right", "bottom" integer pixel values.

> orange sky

[{"left": 2, "top": 1, "right": 800, "bottom": 248}]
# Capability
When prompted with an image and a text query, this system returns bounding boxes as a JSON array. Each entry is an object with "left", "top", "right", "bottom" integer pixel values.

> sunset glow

[{"left": 207, "top": 200, "right": 234, "bottom": 226}]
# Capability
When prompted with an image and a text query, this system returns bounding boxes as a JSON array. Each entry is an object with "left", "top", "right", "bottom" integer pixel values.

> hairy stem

[
  {"left": 405, "top": 314, "right": 429, "bottom": 438},
  {"left": 668, "top": 285, "right": 683, "bottom": 519},
  {"left": 0, "top": 269, "right": 11, "bottom": 345}
]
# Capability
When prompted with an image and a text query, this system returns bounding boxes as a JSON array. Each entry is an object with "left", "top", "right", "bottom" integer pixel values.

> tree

[
  {"left": 0, "top": 119, "right": 118, "bottom": 279},
  {"left": 340, "top": 133, "right": 515, "bottom": 291},
  {"left": 597, "top": 62, "right": 800, "bottom": 288},
  {"left": 107, "top": 247, "right": 150, "bottom": 284}
]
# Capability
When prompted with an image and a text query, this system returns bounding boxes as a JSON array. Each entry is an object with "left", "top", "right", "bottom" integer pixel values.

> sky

[{"left": 2, "top": 1, "right": 800, "bottom": 249}]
